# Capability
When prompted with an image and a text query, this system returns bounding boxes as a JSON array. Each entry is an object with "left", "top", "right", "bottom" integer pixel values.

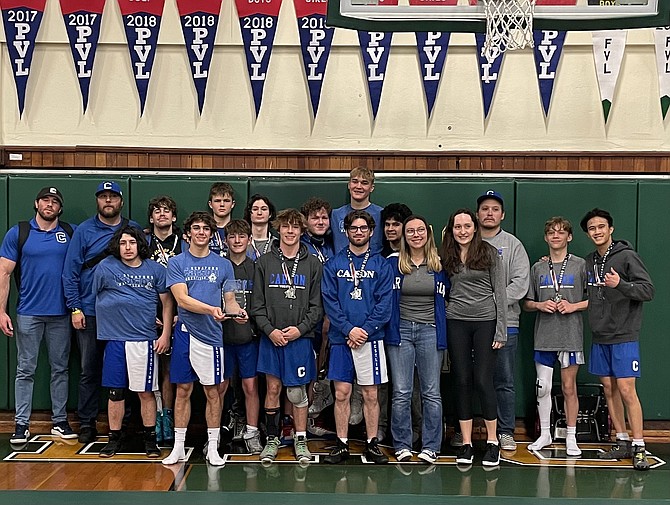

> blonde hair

[
  {"left": 398, "top": 216, "right": 442, "bottom": 275},
  {"left": 349, "top": 166, "right": 375, "bottom": 184}
]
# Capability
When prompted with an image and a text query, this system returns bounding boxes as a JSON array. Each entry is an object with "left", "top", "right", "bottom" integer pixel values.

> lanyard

[
  {"left": 548, "top": 254, "right": 570, "bottom": 294},
  {"left": 594, "top": 243, "right": 614, "bottom": 284},
  {"left": 347, "top": 248, "right": 370, "bottom": 289}
]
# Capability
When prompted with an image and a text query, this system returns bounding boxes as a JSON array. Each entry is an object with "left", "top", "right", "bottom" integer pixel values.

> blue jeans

[
  {"left": 76, "top": 316, "right": 105, "bottom": 427},
  {"left": 15, "top": 315, "right": 72, "bottom": 425},
  {"left": 494, "top": 329, "right": 518, "bottom": 436},
  {"left": 387, "top": 320, "right": 443, "bottom": 453}
]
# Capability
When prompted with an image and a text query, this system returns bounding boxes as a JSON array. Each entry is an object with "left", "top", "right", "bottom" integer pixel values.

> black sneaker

[
  {"left": 10, "top": 424, "right": 30, "bottom": 444},
  {"left": 599, "top": 440, "right": 632, "bottom": 459},
  {"left": 323, "top": 439, "right": 350, "bottom": 464},
  {"left": 365, "top": 437, "right": 389, "bottom": 464},
  {"left": 99, "top": 432, "right": 123, "bottom": 458},
  {"left": 78, "top": 426, "right": 98, "bottom": 444},
  {"left": 482, "top": 443, "right": 500, "bottom": 467},
  {"left": 456, "top": 444, "right": 474, "bottom": 465},
  {"left": 51, "top": 422, "right": 77, "bottom": 439},
  {"left": 145, "top": 430, "right": 161, "bottom": 459},
  {"left": 632, "top": 445, "right": 650, "bottom": 471}
]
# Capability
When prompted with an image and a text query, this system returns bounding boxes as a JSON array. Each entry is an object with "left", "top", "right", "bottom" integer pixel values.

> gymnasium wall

[
  {"left": 0, "top": 173, "right": 668, "bottom": 421},
  {"left": 1, "top": 1, "right": 669, "bottom": 152}
]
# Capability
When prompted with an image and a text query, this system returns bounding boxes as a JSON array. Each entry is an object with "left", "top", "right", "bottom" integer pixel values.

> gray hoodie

[
  {"left": 483, "top": 229, "right": 530, "bottom": 329},
  {"left": 586, "top": 240, "right": 654, "bottom": 344},
  {"left": 251, "top": 242, "right": 323, "bottom": 339}
]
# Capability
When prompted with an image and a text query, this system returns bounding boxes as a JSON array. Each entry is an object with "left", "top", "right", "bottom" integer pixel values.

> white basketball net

[{"left": 481, "top": 0, "right": 538, "bottom": 63}]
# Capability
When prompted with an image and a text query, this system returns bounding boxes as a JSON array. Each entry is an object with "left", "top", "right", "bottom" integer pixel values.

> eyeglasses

[
  {"left": 347, "top": 225, "right": 370, "bottom": 233},
  {"left": 405, "top": 227, "right": 427, "bottom": 236}
]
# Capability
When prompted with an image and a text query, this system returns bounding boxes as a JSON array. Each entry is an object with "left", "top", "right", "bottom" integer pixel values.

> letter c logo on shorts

[
  {"left": 632, "top": 360, "right": 639, "bottom": 372},
  {"left": 297, "top": 366, "right": 306, "bottom": 378}
]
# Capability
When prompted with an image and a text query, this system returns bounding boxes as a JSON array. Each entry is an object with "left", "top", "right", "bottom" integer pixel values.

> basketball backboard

[{"left": 327, "top": 0, "right": 670, "bottom": 32}]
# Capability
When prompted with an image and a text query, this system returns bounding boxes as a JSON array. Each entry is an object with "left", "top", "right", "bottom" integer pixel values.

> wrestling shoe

[
  {"left": 323, "top": 439, "right": 350, "bottom": 464},
  {"left": 260, "top": 436, "right": 281, "bottom": 463},
  {"left": 365, "top": 437, "right": 389, "bottom": 464},
  {"left": 632, "top": 445, "right": 650, "bottom": 471},
  {"left": 599, "top": 440, "right": 632, "bottom": 459}
]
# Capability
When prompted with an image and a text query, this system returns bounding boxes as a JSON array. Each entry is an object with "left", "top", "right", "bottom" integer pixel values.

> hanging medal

[
  {"left": 281, "top": 252, "right": 299, "bottom": 300},
  {"left": 548, "top": 254, "right": 570, "bottom": 303},
  {"left": 593, "top": 242, "right": 613, "bottom": 299},
  {"left": 347, "top": 249, "right": 370, "bottom": 301}
]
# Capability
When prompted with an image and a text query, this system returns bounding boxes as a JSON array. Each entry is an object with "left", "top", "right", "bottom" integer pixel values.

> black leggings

[{"left": 447, "top": 319, "right": 498, "bottom": 421}]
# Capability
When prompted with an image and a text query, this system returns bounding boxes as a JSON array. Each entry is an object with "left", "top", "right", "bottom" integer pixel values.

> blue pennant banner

[
  {"left": 533, "top": 30, "right": 566, "bottom": 117},
  {"left": 475, "top": 32, "right": 503, "bottom": 120},
  {"left": 358, "top": 31, "right": 392, "bottom": 120},
  {"left": 416, "top": 31, "right": 450, "bottom": 118}
]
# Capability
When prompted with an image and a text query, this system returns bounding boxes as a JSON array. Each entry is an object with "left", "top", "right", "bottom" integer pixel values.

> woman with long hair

[
  {"left": 440, "top": 208, "right": 506, "bottom": 467},
  {"left": 386, "top": 215, "right": 449, "bottom": 464}
]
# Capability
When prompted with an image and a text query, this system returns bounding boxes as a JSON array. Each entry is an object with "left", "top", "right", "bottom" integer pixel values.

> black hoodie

[
  {"left": 251, "top": 242, "right": 323, "bottom": 338},
  {"left": 586, "top": 240, "right": 654, "bottom": 344}
]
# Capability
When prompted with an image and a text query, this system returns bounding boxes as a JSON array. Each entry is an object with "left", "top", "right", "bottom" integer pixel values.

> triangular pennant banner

[
  {"left": 235, "top": 0, "right": 282, "bottom": 117},
  {"left": 358, "top": 31, "right": 392, "bottom": 120},
  {"left": 532, "top": 30, "right": 566, "bottom": 117},
  {"left": 60, "top": 0, "right": 105, "bottom": 113},
  {"left": 654, "top": 27, "right": 670, "bottom": 120},
  {"left": 0, "top": 0, "right": 47, "bottom": 117},
  {"left": 176, "top": 0, "right": 222, "bottom": 115},
  {"left": 295, "top": 0, "right": 334, "bottom": 117},
  {"left": 117, "top": 0, "right": 165, "bottom": 116},
  {"left": 416, "top": 32, "right": 450, "bottom": 118},
  {"left": 592, "top": 30, "right": 627, "bottom": 123},
  {"left": 475, "top": 32, "right": 503, "bottom": 120}
]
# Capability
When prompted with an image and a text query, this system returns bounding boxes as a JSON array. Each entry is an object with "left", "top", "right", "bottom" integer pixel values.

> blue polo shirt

[
  {"left": 62, "top": 215, "right": 142, "bottom": 316},
  {"left": 0, "top": 218, "right": 76, "bottom": 316}
]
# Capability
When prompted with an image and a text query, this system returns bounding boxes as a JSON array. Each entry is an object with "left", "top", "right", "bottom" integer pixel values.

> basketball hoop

[{"left": 481, "top": 0, "right": 537, "bottom": 63}]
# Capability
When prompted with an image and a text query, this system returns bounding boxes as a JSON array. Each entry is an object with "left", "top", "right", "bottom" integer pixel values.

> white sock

[
  {"left": 244, "top": 425, "right": 258, "bottom": 439},
  {"left": 616, "top": 432, "right": 630, "bottom": 441},
  {"left": 487, "top": 440, "right": 499, "bottom": 446},
  {"left": 529, "top": 429, "right": 552, "bottom": 451},
  {"left": 162, "top": 428, "right": 187, "bottom": 465},
  {"left": 566, "top": 426, "right": 581, "bottom": 456},
  {"left": 295, "top": 431, "right": 307, "bottom": 439},
  {"left": 632, "top": 438, "right": 645, "bottom": 448},
  {"left": 205, "top": 428, "right": 225, "bottom": 466}
]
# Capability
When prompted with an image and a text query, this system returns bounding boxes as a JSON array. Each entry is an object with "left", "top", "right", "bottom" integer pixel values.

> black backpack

[{"left": 13, "top": 220, "right": 75, "bottom": 288}]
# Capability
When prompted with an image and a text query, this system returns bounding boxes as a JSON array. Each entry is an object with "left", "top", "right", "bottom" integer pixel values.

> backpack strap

[
  {"left": 81, "top": 217, "right": 129, "bottom": 271},
  {"left": 13, "top": 221, "right": 74, "bottom": 287}
]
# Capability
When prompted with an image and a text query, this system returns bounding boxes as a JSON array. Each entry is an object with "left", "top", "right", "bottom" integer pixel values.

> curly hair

[
  {"left": 300, "top": 197, "right": 331, "bottom": 218},
  {"left": 183, "top": 211, "right": 218, "bottom": 234},
  {"left": 108, "top": 226, "right": 151, "bottom": 261}
]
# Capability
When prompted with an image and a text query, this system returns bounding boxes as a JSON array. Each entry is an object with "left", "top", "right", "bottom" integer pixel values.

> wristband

[{"left": 71, "top": 308, "right": 82, "bottom": 315}]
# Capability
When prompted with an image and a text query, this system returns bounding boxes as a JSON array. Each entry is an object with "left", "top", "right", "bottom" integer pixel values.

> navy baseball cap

[
  {"left": 95, "top": 181, "right": 123, "bottom": 197},
  {"left": 477, "top": 190, "right": 504, "bottom": 209},
  {"left": 35, "top": 187, "right": 64, "bottom": 206}
]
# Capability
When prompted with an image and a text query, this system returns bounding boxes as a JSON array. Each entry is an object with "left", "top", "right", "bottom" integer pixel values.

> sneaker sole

[
  {"left": 456, "top": 457, "right": 474, "bottom": 465},
  {"left": 417, "top": 454, "right": 437, "bottom": 464},
  {"left": 51, "top": 429, "right": 78, "bottom": 439},
  {"left": 482, "top": 459, "right": 500, "bottom": 467},
  {"left": 10, "top": 438, "right": 28, "bottom": 444}
]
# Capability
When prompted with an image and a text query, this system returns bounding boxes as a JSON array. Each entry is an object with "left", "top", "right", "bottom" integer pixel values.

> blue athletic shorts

[
  {"left": 327, "top": 341, "right": 388, "bottom": 385},
  {"left": 224, "top": 340, "right": 259, "bottom": 380},
  {"left": 256, "top": 335, "right": 315, "bottom": 386},
  {"left": 534, "top": 350, "right": 584, "bottom": 368},
  {"left": 102, "top": 340, "right": 157, "bottom": 392},
  {"left": 589, "top": 341, "right": 641, "bottom": 378},
  {"left": 170, "top": 320, "right": 223, "bottom": 385}
]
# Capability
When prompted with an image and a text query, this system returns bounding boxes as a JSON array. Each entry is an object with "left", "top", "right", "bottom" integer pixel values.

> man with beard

[
  {"left": 476, "top": 190, "right": 530, "bottom": 451},
  {"left": 321, "top": 210, "right": 393, "bottom": 464},
  {"left": 0, "top": 187, "right": 77, "bottom": 444},
  {"left": 63, "top": 181, "right": 142, "bottom": 443}
]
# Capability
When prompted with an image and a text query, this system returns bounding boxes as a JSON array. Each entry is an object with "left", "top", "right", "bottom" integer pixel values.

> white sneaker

[
  {"left": 205, "top": 444, "right": 225, "bottom": 466},
  {"left": 395, "top": 448, "right": 412, "bottom": 462},
  {"left": 162, "top": 446, "right": 186, "bottom": 465}
]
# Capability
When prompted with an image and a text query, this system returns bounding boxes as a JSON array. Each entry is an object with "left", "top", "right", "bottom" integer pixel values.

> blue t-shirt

[
  {"left": 0, "top": 219, "right": 76, "bottom": 316},
  {"left": 62, "top": 215, "right": 142, "bottom": 316},
  {"left": 167, "top": 250, "right": 235, "bottom": 346},
  {"left": 331, "top": 203, "right": 383, "bottom": 256},
  {"left": 93, "top": 257, "right": 167, "bottom": 341}
]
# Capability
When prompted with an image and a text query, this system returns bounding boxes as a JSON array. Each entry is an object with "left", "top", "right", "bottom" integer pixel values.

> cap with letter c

[{"left": 95, "top": 181, "right": 123, "bottom": 197}]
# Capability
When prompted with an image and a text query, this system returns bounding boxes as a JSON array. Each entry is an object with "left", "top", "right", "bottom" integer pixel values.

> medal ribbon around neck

[
  {"left": 280, "top": 251, "right": 300, "bottom": 290},
  {"left": 347, "top": 248, "right": 370, "bottom": 290},
  {"left": 594, "top": 242, "right": 614, "bottom": 285},
  {"left": 548, "top": 254, "right": 570, "bottom": 296},
  {"left": 252, "top": 234, "right": 272, "bottom": 259}
]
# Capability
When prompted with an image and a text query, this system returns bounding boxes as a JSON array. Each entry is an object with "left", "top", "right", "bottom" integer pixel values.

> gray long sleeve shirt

[{"left": 483, "top": 229, "right": 530, "bottom": 329}]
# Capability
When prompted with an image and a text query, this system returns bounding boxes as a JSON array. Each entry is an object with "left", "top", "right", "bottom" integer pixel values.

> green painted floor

[{"left": 1, "top": 436, "right": 669, "bottom": 505}]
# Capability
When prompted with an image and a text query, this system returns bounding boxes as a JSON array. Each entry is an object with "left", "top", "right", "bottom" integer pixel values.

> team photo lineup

[{"left": 0, "top": 167, "right": 655, "bottom": 471}]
